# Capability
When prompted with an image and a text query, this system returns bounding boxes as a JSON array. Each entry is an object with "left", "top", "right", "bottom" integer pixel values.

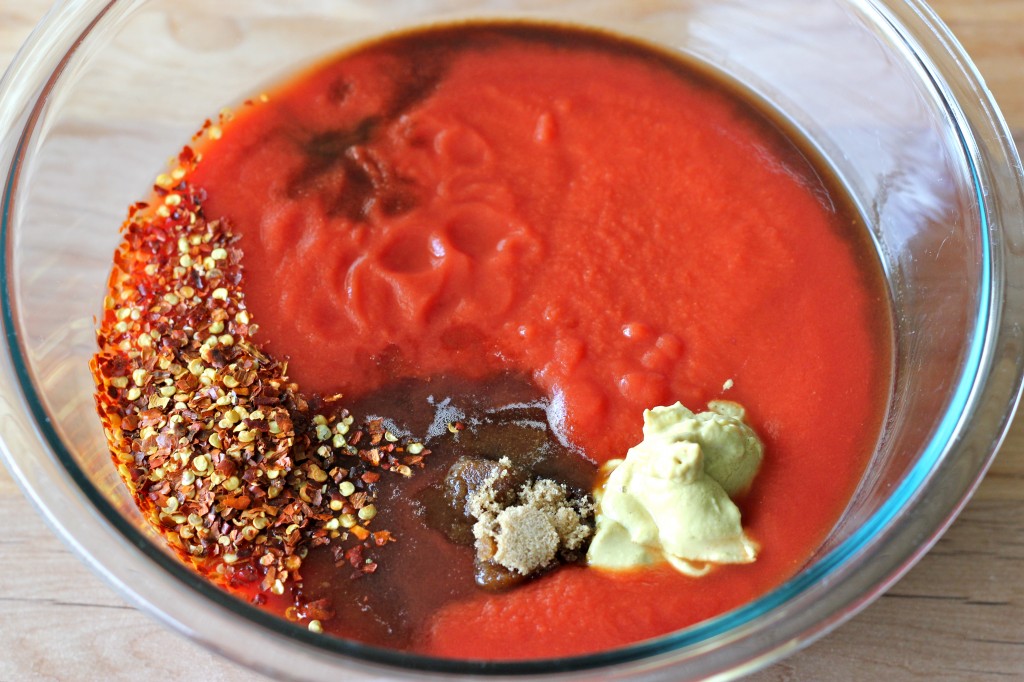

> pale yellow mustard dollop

[{"left": 587, "top": 400, "right": 763, "bottom": 576}]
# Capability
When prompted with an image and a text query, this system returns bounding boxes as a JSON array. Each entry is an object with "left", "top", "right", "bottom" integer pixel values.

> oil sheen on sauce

[{"left": 189, "top": 23, "right": 892, "bottom": 659}]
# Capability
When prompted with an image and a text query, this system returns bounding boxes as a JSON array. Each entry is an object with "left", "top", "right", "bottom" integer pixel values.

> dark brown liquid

[{"left": 293, "top": 373, "right": 596, "bottom": 649}]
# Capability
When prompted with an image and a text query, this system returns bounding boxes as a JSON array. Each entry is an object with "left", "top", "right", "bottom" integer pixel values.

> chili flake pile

[{"left": 90, "top": 145, "right": 430, "bottom": 621}]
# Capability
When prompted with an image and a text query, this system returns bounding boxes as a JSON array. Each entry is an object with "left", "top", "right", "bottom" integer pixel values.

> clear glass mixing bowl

[{"left": 1, "top": 0, "right": 1022, "bottom": 679}]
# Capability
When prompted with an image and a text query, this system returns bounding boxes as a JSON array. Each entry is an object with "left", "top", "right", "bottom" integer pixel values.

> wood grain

[{"left": 1, "top": 1, "right": 1022, "bottom": 679}]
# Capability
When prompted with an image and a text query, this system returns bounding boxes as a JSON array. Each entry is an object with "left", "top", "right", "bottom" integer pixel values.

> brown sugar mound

[{"left": 467, "top": 457, "right": 593, "bottom": 577}]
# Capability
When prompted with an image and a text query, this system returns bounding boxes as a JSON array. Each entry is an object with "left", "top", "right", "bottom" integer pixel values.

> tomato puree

[{"left": 188, "top": 24, "right": 892, "bottom": 659}]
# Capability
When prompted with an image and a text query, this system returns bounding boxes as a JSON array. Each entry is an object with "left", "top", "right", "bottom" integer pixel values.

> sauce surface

[{"left": 189, "top": 24, "right": 892, "bottom": 659}]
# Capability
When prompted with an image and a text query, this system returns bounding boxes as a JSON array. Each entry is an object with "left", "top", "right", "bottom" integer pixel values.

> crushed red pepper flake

[{"left": 90, "top": 140, "right": 432, "bottom": 624}]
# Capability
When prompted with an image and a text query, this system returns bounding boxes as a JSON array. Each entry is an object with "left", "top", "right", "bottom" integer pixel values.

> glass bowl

[{"left": 1, "top": 0, "right": 1022, "bottom": 679}]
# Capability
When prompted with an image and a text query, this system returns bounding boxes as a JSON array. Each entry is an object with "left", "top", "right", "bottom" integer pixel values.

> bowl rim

[{"left": 1, "top": 0, "right": 1023, "bottom": 679}]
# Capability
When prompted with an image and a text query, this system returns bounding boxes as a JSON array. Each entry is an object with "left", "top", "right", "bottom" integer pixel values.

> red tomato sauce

[{"left": 189, "top": 24, "right": 891, "bottom": 659}]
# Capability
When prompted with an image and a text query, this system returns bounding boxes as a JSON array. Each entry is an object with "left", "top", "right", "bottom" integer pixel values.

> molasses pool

[{"left": 92, "top": 22, "right": 892, "bottom": 660}]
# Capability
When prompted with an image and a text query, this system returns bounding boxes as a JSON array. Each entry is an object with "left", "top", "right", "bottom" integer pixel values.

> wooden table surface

[{"left": 2, "top": 1, "right": 1023, "bottom": 680}]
